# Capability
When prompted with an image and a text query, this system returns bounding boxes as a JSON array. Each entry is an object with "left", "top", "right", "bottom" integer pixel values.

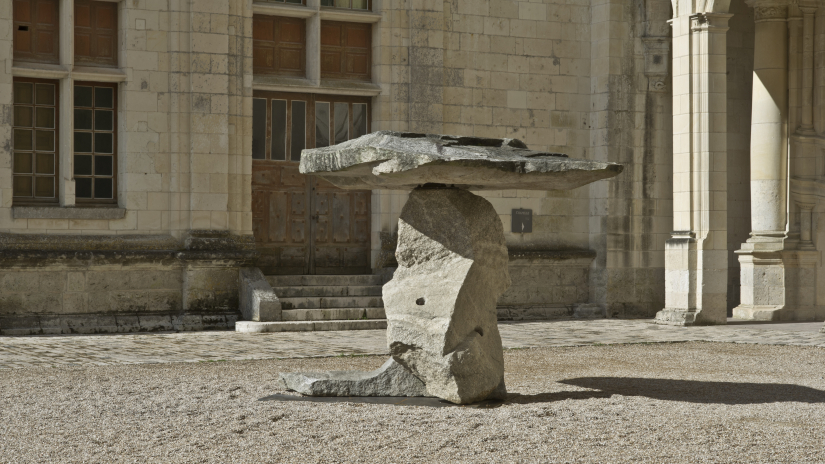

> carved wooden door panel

[
  {"left": 253, "top": 162, "right": 309, "bottom": 275},
  {"left": 251, "top": 90, "right": 371, "bottom": 275},
  {"left": 311, "top": 176, "right": 371, "bottom": 274}
]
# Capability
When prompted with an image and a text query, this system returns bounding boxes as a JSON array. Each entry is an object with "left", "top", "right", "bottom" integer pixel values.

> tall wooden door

[{"left": 252, "top": 91, "right": 371, "bottom": 275}]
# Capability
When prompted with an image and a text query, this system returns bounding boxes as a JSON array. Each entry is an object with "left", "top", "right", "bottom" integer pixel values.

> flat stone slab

[
  {"left": 299, "top": 131, "right": 623, "bottom": 191},
  {"left": 259, "top": 394, "right": 505, "bottom": 408},
  {"left": 279, "top": 358, "right": 428, "bottom": 397}
]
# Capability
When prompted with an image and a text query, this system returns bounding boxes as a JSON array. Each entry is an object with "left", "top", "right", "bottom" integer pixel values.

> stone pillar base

[
  {"left": 653, "top": 308, "right": 699, "bottom": 326},
  {"left": 732, "top": 305, "right": 784, "bottom": 321},
  {"left": 653, "top": 307, "right": 726, "bottom": 326}
]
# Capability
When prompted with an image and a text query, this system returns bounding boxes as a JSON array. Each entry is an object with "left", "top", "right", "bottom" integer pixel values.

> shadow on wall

[{"left": 505, "top": 377, "right": 825, "bottom": 405}]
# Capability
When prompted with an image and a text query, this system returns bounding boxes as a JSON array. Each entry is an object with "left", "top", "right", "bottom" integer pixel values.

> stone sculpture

[{"left": 279, "top": 131, "right": 623, "bottom": 404}]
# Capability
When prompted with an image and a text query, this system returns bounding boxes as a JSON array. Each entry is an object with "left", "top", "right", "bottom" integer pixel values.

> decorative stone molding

[
  {"left": 790, "top": 176, "right": 825, "bottom": 202},
  {"left": 753, "top": 5, "right": 787, "bottom": 21},
  {"left": 12, "top": 206, "right": 126, "bottom": 220},
  {"left": 648, "top": 78, "right": 668, "bottom": 92},
  {"left": 690, "top": 12, "right": 733, "bottom": 31}
]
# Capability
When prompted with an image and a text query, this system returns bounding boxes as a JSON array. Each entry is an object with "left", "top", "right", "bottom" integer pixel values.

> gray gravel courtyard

[{"left": 2, "top": 341, "right": 825, "bottom": 463}]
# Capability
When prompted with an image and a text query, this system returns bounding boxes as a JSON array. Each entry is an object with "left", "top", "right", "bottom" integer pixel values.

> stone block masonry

[{"left": 0, "top": 231, "right": 255, "bottom": 335}]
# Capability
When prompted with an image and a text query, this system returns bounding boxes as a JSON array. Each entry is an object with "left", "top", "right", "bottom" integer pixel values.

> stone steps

[
  {"left": 240, "top": 274, "right": 387, "bottom": 332},
  {"left": 282, "top": 307, "right": 386, "bottom": 321},
  {"left": 266, "top": 274, "right": 383, "bottom": 287},
  {"left": 272, "top": 285, "right": 383, "bottom": 298},
  {"left": 280, "top": 296, "right": 384, "bottom": 310},
  {"left": 236, "top": 319, "right": 387, "bottom": 333}
]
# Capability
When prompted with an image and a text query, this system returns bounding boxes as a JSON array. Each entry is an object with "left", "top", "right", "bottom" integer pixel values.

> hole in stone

[
  {"left": 415, "top": 297, "right": 425, "bottom": 305},
  {"left": 475, "top": 327, "right": 484, "bottom": 336}
]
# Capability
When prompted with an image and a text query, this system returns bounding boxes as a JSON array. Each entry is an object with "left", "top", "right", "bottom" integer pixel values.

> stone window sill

[
  {"left": 12, "top": 63, "right": 127, "bottom": 82},
  {"left": 12, "top": 206, "right": 126, "bottom": 220},
  {"left": 71, "top": 66, "right": 128, "bottom": 83},
  {"left": 251, "top": 2, "right": 381, "bottom": 23},
  {"left": 253, "top": 75, "right": 381, "bottom": 96},
  {"left": 252, "top": 2, "right": 314, "bottom": 17},
  {"left": 12, "top": 62, "right": 70, "bottom": 80},
  {"left": 319, "top": 9, "right": 381, "bottom": 23}
]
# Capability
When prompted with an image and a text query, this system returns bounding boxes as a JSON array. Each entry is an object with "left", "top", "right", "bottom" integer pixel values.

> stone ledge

[
  {"left": 0, "top": 232, "right": 179, "bottom": 251},
  {"left": 12, "top": 206, "right": 126, "bottom": 220},
  {"left": 11, "top": 62, "right": 70, "bottom": 79},
  {"left": 252, "top": 1, "right": 315, "bottom": 17},
  {"left": 508, "top": 249, "right": 597, "bottom": 262},
  {"left": 0, "top": 249, "right": 258, "bottom": 268},
  {"left": 71, "top": 66, "right": 128, "bottom": 83},
  {"left": 252, "top": 75, "right": 382, "bottom": 96},
  {"left": 236, "top": 319, "right": 387, "bottom": 333},
  {"left": 318, "top": 9, "right": 382, "bottom": 23},
  {"left": 497, "top": 304, "right": 605, "bottom": 321},
  {"left": 0, "top": 312, "right": 239, "bottom": 335}
]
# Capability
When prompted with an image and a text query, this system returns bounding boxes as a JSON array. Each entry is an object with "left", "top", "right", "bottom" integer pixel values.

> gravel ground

[{"left": 1, "top": 342, "right": 825, "bottom": 463}]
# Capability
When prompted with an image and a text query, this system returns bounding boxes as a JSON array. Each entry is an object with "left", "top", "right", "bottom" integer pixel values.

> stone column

[
  {"left": 656, "top": 13, "right": 731, "bottom": 326},
  {"left": 734, "top": 2, "right": 790, "bottom": 321},
  {"left": 58, "top": 0, "right": 75, "bottom": 206},
  {"left": 799, "top": 6, "right": 816, "bottom": 134}
]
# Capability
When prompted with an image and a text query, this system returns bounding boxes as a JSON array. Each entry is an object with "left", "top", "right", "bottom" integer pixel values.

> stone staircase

[{"left": 236, "top": 274, "right": 387, "bottom": 332}]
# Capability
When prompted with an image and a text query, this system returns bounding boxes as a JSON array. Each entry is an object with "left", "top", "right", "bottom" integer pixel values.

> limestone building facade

[{"left": 0, "top": 0, "right": 822, "bottom": 334}]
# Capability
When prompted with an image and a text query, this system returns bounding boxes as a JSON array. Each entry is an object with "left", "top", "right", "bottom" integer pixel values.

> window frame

[
  {"left": 72, "top": 81, "right": 119, "bottom": 206},
  {"left": 252, "top": 90, "right": 371, "bottom": 163},
  {"left": 11, "top": 77, "right": 60, "bottom": 206}
]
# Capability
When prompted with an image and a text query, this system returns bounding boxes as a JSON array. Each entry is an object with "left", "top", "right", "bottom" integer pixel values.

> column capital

[
  {"left": 798, "top": 5, "right": 817, "bottom": 16},
  {"left": 745, "top": 1, "right": 789, "bottom": 22},
  {"left": 690, "top": 12, "right": 733, "bottom": 32}
]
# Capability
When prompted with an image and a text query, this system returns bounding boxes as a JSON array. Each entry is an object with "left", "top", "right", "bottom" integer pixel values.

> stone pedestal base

[
  {"left": 657, "top": 233, "right": 727, "bottom": 326},
  {"left": 732, "top": 305, "right": 784, "bottom": 321},
  {"left": 735, "top": 237, "right": 787, "bottom": 322},
  {"left": 653, "top": 308, "right": 699, "bottom": 326}
]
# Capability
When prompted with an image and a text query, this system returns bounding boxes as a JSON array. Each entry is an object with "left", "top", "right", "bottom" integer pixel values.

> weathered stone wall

[
  {"left": 0, "top": 231, "right": 253, "bottom": 335},
  {"left": 497, "top": 251, "right": 594, "bottom": 320},
  {"left": 587, "top": 0, "right": 672, "bottom": 318},
  {"left": 0, "top": 0, "right": 254, "bottom": 333}
]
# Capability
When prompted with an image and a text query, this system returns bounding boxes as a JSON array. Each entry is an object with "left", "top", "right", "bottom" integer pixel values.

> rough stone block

[{"left": 383, "top": 188, "right": 510, "bottom": 404}]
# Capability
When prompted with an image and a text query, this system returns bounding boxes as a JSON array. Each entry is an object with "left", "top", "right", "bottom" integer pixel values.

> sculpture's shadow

[
  {"left": 506, "top": 377, "right": 825, "bottom": 405},
  {"left": 260, "top": 378, "right": 825, "bottom": 408}
]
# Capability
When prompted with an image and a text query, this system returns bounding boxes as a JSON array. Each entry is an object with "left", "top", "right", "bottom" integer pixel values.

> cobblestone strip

[{"left": 0, "top": 320, "right": 823, "bottom": 369}]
